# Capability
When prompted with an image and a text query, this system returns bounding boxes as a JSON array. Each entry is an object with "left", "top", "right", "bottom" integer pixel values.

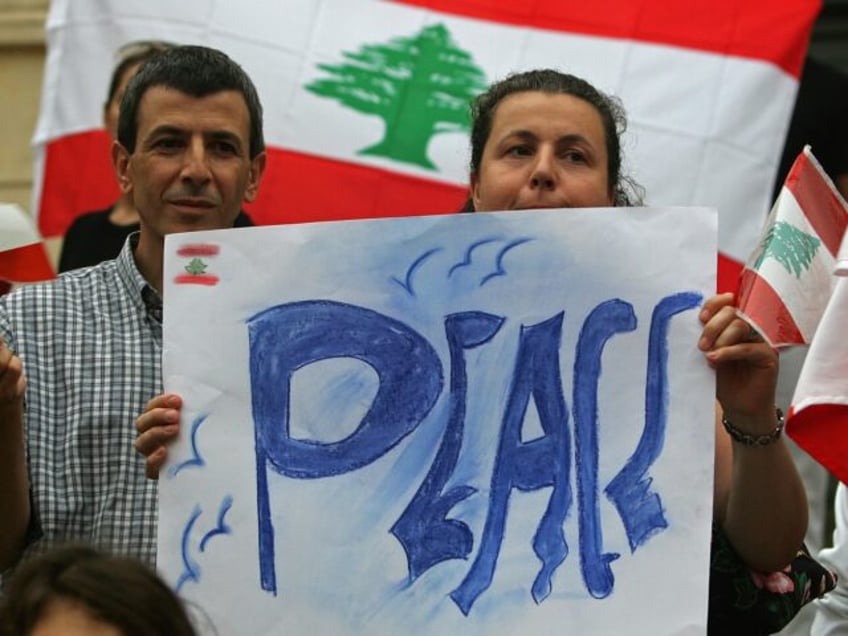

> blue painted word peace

[{"left": 248, "top": 291, "right": 701, "bottom": 613}]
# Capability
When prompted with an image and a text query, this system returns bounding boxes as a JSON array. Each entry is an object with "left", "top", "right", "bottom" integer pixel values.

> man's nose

[{"left": 180, "top": 138, "right": 211, "bottom": 184}]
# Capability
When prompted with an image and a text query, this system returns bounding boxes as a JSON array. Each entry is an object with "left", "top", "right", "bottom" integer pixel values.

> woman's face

[{"left": 471, "top": 91, "right": 614, "bottom": 212}]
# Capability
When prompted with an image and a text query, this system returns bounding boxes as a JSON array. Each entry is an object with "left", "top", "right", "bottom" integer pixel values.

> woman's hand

[{"left": 698, "top": 292, "right": 779, "bottom": 431}]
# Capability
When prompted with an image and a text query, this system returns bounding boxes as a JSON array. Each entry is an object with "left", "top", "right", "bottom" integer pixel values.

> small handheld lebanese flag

[
  {"left": 737, "top": 147, "right": 848, "bottom": 483},
  {"left": 0, "top": 203, "right": 55, "bottom": 284},
  {"left": 736, "top": 147, "right": 848, "bottom": 348}
]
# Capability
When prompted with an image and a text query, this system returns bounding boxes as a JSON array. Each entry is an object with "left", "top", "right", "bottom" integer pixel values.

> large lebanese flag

[{"left": 34, "top": 0, "right": 820, "bottom": 292}]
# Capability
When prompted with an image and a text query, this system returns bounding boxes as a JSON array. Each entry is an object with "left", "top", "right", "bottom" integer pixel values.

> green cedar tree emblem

[
  {"left": 184, "top": 258, "right": 208, "bottom": 276},
  {"left": 306, "top": 23, "right": 488, "bottom": 170},
  {"left": 754, "top": 220, "right": 821, "bottom": 279}
]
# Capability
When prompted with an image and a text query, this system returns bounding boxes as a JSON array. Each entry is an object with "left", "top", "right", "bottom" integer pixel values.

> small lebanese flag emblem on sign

[{"left": 174, "top": 244, "right": 220, "bottom": 286}]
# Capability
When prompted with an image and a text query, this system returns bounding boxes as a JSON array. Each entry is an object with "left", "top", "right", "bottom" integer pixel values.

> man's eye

[
  {"left": 210, "top": 140, "right": 239, "bottom": 156},
  {"left": 563, "top": 150, "right": 587, "bottom": 163},
  {"left": 154, "top": 138, "right": 183, "bottom": 151},
  {"left": 506, "top": 145, "right": 532, "bottom": 157}
]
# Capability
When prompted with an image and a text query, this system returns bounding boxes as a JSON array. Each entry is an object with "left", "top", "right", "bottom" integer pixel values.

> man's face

[{"left": 113, "top": 86, "right": 265, "bottom": 242}]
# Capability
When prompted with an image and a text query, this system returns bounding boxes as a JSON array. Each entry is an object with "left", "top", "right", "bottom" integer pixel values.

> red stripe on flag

[
  {"left": 38, "top": 139, "right": 466, "bottom": 238},
  {"left": 177, "top": 244, "right": 220, "bottom": 257},
  {"left": 390, "top": 0, "right": 819, "bottom": 76},
  {"left": 174, "top": 274, "right": 219, "bottom": 286},
  {"left": 0, "top": 243, "right": 56, "bottom": 283},
  {"left": 787, "top": 404, "right": 848, "bottom": 485},
  {"left": 717, "top": 252, "right": 742, "bottom": 295},
  {"left": 38, "top": 130, "right": 119, "bottom": 238},
  {"left": 736, "top": 268, "right": 804, "bottom": 346},
  {"left": 785, "top": 151, "right": 848, "bottom": 259},
  {"left": 245, "top": 148, "right": 466, "bottom": 225}
]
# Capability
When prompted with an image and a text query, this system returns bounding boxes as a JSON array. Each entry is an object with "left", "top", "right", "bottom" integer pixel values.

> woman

[
  {"left": 465, "top": 68, "right": 833, "bottom": 633},
  {"left": 0, "top": 545, "right": 198, "bottom": 636}
]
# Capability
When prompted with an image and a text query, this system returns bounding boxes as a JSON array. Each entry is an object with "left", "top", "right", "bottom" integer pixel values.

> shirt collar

[{"left": 116, "top": 232, "right": 163, "bottom": 323}]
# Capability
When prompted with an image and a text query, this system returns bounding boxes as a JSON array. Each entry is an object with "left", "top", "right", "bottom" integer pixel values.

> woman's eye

[{"left": 563, "top": 150, "right": 587, "bottom": 163}]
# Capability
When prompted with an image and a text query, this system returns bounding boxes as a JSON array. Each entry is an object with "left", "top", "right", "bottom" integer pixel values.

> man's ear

[
  {"left": 243, "top": 151, "right": 267, "bottom": 203},
  {"left": 112, "top": 141, "right": 132, "bottom": 195}
]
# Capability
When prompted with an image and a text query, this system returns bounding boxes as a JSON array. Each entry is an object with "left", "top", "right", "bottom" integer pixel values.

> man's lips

[{"left": 167, "top": 198, "right": 216, "bottom": 209}]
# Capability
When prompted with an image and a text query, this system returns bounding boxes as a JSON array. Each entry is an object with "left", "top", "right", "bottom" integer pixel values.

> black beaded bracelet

[{"left": 721, "top": 408, "right": 785, "bottom": 446}]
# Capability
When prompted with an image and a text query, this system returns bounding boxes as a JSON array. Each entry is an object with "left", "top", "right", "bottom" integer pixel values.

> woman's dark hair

[
  {"left": 0, "top": 545, "right": 197, "bottom": 636},
  {"left": 117, "top": 44, "right": 265, "bottom": 159},
  {"left": 105, "top": 41, "right": 174, "bottom": 109},
  {"left": 464, "top": 68, "right": 643, "bottom": 209}
]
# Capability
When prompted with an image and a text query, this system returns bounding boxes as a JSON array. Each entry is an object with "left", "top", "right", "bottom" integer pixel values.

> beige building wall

[{"left": 0, "top": 0, "right": 55, "bottom": 264}]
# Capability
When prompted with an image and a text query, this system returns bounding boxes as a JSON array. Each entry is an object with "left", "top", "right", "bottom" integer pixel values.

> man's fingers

[
  {"left": 0, "top": 342, "right": 26, "bottom": 403},
  {"left": 134, "top": 421, "right": 179, "bottom": 455},
  {"left": 141, "top": 392, "right": 182, "bottom": 415},
  {"left": 135, "top": 406, "right": 179, "bottom": 435},
  {"left": 145, "top": 447, "right": 168, "bottom": 480}
]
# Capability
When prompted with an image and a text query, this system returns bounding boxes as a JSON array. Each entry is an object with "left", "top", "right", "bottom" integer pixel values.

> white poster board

[{"left": 159, "top": 207, "right": 716, "bottom": 635}]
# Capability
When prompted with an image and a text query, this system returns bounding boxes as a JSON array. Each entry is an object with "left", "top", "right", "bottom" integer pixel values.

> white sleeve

[{"left": 811, "top": 482, "right": 848, "bottom": 635}]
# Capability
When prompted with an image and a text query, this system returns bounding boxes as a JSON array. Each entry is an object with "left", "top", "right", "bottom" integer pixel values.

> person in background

[
  {"left": 0, "top": 44, "right": 266, "bottom": 581},
  {"left": 57, "top": 40, "right": 253, "bottom": 273},
  {"left": 0, "top": 544, "right": 198, "bottom": 636}
]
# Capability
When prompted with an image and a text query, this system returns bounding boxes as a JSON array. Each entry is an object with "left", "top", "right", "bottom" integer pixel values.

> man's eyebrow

[
  {"left": 207, "top": 130, "right": 243, "bottom": 144},
  {"left": 146, "top": 124, "right": 184, "bottom": 137}
]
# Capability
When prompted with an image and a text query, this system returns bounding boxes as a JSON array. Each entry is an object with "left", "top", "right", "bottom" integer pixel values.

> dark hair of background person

[
  {"left": 117, "top": 44, "right": 265, "bottom": 159},
  {"left": 460, "top": 68, "right": 644, "bottom": 211},
  {"left": 0, "top": 545, "right": 197, "bottom": 636},
  {"left": 104, "top": 41, "right": 173, "bottom": 114},
  {"left": 773, "top": 56, "right": 848, "bottom": 201}
]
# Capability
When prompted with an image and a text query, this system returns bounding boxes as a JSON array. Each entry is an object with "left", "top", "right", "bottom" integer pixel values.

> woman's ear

[{"left": 470, "top": 172, "right": 481, "bottom": 211}]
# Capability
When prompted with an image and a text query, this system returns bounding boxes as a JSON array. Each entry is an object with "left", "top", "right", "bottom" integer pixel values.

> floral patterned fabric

[{"left": 709, "top": 525, "right": 837, "bottom": 635}]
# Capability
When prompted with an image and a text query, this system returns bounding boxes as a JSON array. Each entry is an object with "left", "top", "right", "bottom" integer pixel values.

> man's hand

[
  {"left": 135, "top": 393, "right": 182, "bottom": 479},
  {"left": 0, "top": 337, "right": 25, "bottom": 411}
]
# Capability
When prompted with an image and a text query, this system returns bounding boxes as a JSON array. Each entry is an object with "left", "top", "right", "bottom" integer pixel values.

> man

[{"left": 0, "top": 45, "right": 266, "bottom": 576}]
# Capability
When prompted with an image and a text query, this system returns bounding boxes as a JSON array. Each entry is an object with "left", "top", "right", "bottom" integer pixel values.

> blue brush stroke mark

[
  {"left": 248, "top": 300, "right": 443, "bottom": 594},
  {"left": 605, "top": 291, "right": 702, "bottom": 551},
  {"left": 452, "top": 313, "right": 571, "bottom": 614},
  {"left": 574, "top": 299, "right": 635, "bottom": 599},
  {"left": 391, "top": 247, "right": 442, "bottom": 297},
  {"left": 175, "top": 506, "right": 203, "bottom": 593},
  {"left": 479, "top": 238, "right": 533, "bottom": 287},
  {"left": 199, "top": 494, "right": 234, "bottom": 552},
  {"left": 168, "top": 413, "right": 208, "bottom": 479},
  {"left": 447, "top": 237, "right": 501, "bottom": 278},
  {"left": 391, "top": 311, "right": 505, "bottom": 582}
]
